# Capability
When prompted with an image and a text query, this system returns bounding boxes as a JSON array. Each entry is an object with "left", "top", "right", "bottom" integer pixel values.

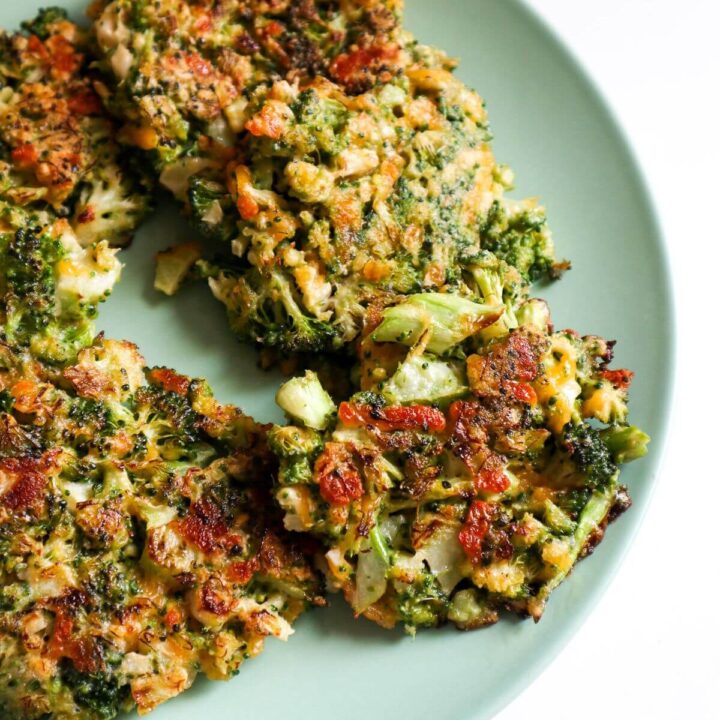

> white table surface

[{"left": 497, "top": 2, "right": 720, "bottom": 719}]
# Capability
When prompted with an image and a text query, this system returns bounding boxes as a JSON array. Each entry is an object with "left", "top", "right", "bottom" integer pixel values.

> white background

[{"left": 498, "top": 2, "right": 720, "bottom": 719}]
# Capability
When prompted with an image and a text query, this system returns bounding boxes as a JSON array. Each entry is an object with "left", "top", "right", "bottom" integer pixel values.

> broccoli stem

[
  {"left": 370, "top": 524, "right": 391, "bottom": 565},
  {"left": 372, "top": 293, "right": 503, "bottom": 354},
  {"left": 275, "top": 371, "right": 336, "bottom": 430},
  {"left": 601, "top": 425, "right": 650, "bottom": 464}
]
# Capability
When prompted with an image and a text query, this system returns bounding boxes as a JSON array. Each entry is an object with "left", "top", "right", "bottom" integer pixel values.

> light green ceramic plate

[{"left": 1, "top": 1, "right": 674, "bottom": 718}]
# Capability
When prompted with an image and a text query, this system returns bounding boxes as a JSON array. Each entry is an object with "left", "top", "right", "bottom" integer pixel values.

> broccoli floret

[
  {"left": 380, "top": 354, "right": 468, "bottom": 406},
  {"left": 68, "top": 398, "right": 116, "bottom": 440},
  {"left": 207, "top": 267, "right": 338, "bottom": 354},
  {"left": 372, "top": 293, "right": 504, "bottom": 355},
  {"left": 72, "top": 165, "right": 153, "bottom": 248},
  {"left": 20, "top": 7, "right": 68, "bottom": 39},
  {"left": 516, "top": 298, "right": 551, "bottom": 333},
  {"left": 601, "top": 425, "right": 650, "bottom": 464},
  {"left": 276, "top": 371, "right": 336, "bottom": 430},
  {"left": 268, "top": 425, "right": 324, "bottom": 486},
  {"left": 395, "top": 573, "right": 449, "bottom": 632},
  {"left": 135, "top": 385, "right": 200, "bottom": 447},
  {"left": 562, "top": 423, "right": 618, "bottom": 489},
  {"left": 480, "top": 200, "right": 568, "bottom": 283},
  {"left": 466, "top": 254, "right": 528, "bottom": 340},
  {"left": 1, "top": 226, "right": 60, "bottom": 334},
  {"left": 188, "top": 176, "right": 237, "bottom": 243},
  {"left": 60, "top": 660, "right": 129, "bottom": 720}
]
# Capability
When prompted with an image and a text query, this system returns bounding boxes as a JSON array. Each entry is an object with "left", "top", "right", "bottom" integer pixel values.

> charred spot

[
  {"left": 608, "top": 486, "right": 632, "bottom": 523},
  {"left": 179, "top": 497, "right": 229, "bottom": 555},
  {"left": 236, "top": 32, "right": 261, "bottom": 54},
  {"left": 54, "top": 588, "right": 91, "bottom": 614},
  {"left": 200, "top": 581, "right": 229, "bottom": 616},
  {"left": 174, "top": 572, "right": 196, "bottom": 589},
  {"left": 147, "top": 367, "right": 191, "bottom": 397},
  {"left": 0, "top": 454, "right": 50, "bottom": 511},
  {"left": 283, "top": 33, "right": 325, "bottom": 74},
  {"left": 75, "top": 205, "right": 95, "bottom": 223}
]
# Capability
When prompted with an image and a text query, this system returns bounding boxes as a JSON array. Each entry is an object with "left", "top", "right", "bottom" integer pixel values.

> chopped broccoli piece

[
  {"left": 562, "top": 423, "right": 618, "bottom": 489},
  {"left": 395, "top": 573, "right": 449, "bottom": 632},
  {"left": 372, "top": 293, "right": 503, "bottom": 355},
  {"left": 0, "top": 218, "right": 119, "bottom": 363},
  {"left": 276, "top": 371, "right": 336, "bottom": 430},
  {"left": 447, "top": 588, "right": 499, "bottom": 630},
  {"left": 380, "top": 355, "right": 468, "bottom": 406},
  {"left": 601, "top": 425, "right": 650, "bottom": 464},
  {"left": 60, "top": 660, "right": 129, "bottom": 720},
  {"left": 480, "top": 200, "right": 568, "bottom": 283},
  {"left": 529, "top": 480, "right": 619, "bottom": 619},
  {"left": 467, "top": 259, "right": 524, "bottom": 340},
  {"left": 72, "top": 165, "right": 153, "bottom": 248},
  {"left": 20, "top": 7, "right": 68, "bottom": 39},
  {"left": 207, "top": 267, "right": 338, "bottom": 354},
  {"left": 187, "top": 176, "right": 238, "bottom": 243},
  {"left": 516, "top": 298, "right": 551, "bottom": 333}
]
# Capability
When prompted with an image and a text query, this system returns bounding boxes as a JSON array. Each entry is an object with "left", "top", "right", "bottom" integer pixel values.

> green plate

[{"left": 1, "top": 1, "right": 674, "bottom": 718}]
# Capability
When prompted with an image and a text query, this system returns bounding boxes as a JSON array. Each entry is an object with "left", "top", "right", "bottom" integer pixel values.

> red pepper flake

[
  {"left": 507, "top": 380, "right": 537, "bottom": 405},
  {"left": 474, "top": 465, "right": 509, "bottom": 494},
  {"left": 163, "top": 606, "right": 183, "bottom": 629},
  {"left": 264, "top": 20, "right": 284, "bottom": 37},
  {"left": 46, "top": 35, "right": 82, "bottom": 76},
  {"left": 193, "top": 13, "right": 213, "bottom": 34},
  {"left": 227, "top": 556, "right": 260, "bottom": 585},
  {"left": 75, "top": 206, "right": 96, "bottom": 224},
  {"left": 338, "top": 402, "right": 446, "bottom": 433},
  {"left": 27, "top": 34, "right": 49, "bottom": 59},
  {"left": 600, "top": 369, "right": 634, "bottom": 390},
  {"left": 458, "top": 500, "right": 493, "bottom": 564},
  {"left": 315, "top": 442, "right": 364, "bottom": 506}
]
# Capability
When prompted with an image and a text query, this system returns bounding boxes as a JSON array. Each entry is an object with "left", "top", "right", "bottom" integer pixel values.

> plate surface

[{"left": 1, "top": 1, "right": 674, "bottom": 718}]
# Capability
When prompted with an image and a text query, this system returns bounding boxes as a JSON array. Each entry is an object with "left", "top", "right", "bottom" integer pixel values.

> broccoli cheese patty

[
  {"left": 0, "top": 337, "right": 321, "bottom": 719},
  {"left": 0, "top": 9, "right": 151, "bottom": 248},
  {"left": 271, "top": 294, "right": 648, "bottom": 632},
  {"left": 91, "top": 0, "right": 564, "bottom": 354}
]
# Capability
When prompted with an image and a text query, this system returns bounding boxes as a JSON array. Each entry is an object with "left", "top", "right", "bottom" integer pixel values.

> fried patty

[
  {"left": 271, "top": 301, "right": 644, "bottom": 632},
  {"left": 0, "top": 337, "right": 321, "bottom": 719},
  {"left": 92, "top": 0, "right": 563, "bottom": 354}
]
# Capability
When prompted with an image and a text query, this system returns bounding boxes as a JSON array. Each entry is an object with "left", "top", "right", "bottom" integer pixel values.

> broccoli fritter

[
  {"left": 91, "top": 0, "right": 565, "bottom": 353},
  {"left": 0, "top": 9, "right": 151, "bottom": 247},
  {"left": 0, "top": 337, "right": 321, "bottom": 719},
  {"left": 0, "top": 202, "right": 122, "bottom": 363},
  {"left": 271, "top": 297, "right": 647, "bottom": 632},
  {"left": 91, "top": 0, "right": 404, "bottom": 169}
]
